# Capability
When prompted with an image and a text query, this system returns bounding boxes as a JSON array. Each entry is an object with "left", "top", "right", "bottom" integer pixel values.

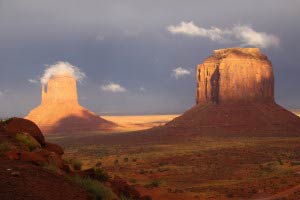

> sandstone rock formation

[
  {"left": 164, "top": 48, "right": 300, "bottom": 135},
  {"left": 196, "top": 48, "right": 274, "bottom": 104},
  {"left": 26, "top": 73, "right": 116, "bottom": 134}
]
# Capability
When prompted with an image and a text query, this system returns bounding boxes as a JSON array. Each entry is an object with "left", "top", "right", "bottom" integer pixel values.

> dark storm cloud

[{"left": 0, "top": 0, "right": 299, "bottom": 117}]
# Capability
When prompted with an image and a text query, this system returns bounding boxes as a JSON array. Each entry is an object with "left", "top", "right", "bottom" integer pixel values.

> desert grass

[
  {"left": 15, "top": 133, "right": 41, "bottom": 151},
  {"left": 55, "top": 134, "right": 300, "bottom": 199},
  {"left": 69, "top": 176, "right": 117, "bottom": 200}
]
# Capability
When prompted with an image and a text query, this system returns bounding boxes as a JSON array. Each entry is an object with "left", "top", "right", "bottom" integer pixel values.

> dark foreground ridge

[{"left": 0, "top": 117, "right": 151, "bottom": 200}]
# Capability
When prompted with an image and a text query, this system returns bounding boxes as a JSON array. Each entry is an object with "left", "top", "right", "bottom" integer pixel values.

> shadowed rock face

[
  {"left": 26, "top": 74, "right": 116, "bottom": 134},
  {"left": 196, "top": 48, "right": 274, "bottom": 104}
]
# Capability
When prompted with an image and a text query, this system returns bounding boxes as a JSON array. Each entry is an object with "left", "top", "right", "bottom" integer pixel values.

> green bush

[
  {"left": 63, "top": 158, "right": 83, "bottom": 170},
  {"left": 139, "top": 169, "right": 147, "bottom": 174},
  {"left": 72, "top": 159, "right": 83, "bottom": 170},
  {"left": 120, "top": 196, "right": 134, "bottom": 200},
  {"left": 291, "top": 161, "right": 300, "bottom": 166},
  {"left": 0, "top": 142, "right": 11, "bottom": 155},
  {"left": 158, "top": 161, "right": 169, "bottom": 166},
  {"left": 94, "top": 168, "right": 110, "bottom": 182},
  {"left": 70, "top": 176, "right": 116, "bottom": 200},
  {"left": 95, "top": 161, "right": 102, "bottom": 167},
  {"left": 114, "top": 159, "right": 119, "bottom": 166},
  {"left": 0, "top": 118, "right": 13, "bottom": 127},
  {"left": 145, "top": 179, "right": 161, "bottom": 188},
  {"left": 43, "top": 164, "right": 59, "bottom": 173},
  {"left": 15, "top": 133, "right": 41, "bottom": 151},
  {"left": 129, "top": 178, "right": 137, "bottom": 184}
]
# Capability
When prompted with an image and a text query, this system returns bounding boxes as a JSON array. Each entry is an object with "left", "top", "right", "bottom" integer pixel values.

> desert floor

[
  {"left": 46, "top": 114, "right": 300, "bottom": 200},
  {"left": 102, "top": 114, "right": 179, "bottom": 131}
]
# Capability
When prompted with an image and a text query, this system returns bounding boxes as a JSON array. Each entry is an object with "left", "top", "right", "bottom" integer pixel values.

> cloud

[
  {"left": 139, "top": 87, "right": 146, "bottom": 92},
  {"left": 0, "top": 91, "right": 3, "bottom": 96},
  {"left": 171, "top": 67, "right": 191, "bottom": 79},
  {"left": 167, "top": 21, "right": 280, "bottom": 48},
  {"left": 101, "top": 82, "right": 127, "bottom": 93},
  {"left": 41, "top": 61, "right": 86, "bottom": 84},
  {"left": 28, "top": 79, "right": 38, "bottom": 84}
]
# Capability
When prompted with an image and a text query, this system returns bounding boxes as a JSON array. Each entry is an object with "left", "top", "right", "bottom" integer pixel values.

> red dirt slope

[
  {"left": 163, "top": 102, "right": 300, "bottom": 136},
  {"left": 0, "top": 158, "right": 91, "bottom": 200}
]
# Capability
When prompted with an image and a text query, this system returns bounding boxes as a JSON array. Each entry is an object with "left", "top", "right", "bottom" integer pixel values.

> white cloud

[
  {"left": 96, "top": 34, "right": 105, "bottom": 41},
  {"left": 0, "top": 91, "right": 3, "bottom": 96},
  {"left": 101, "top": 82, "right": 127, "bottom": 93},
  {"left": 139, "top": 87, "right": 146, "bottom": 92},
  {"left": 41, "top": 61, "right": 86, "bottom": 84},
  {"left": 28, "top": 79, "right": 38, "bottom": 84},
  {"left": 171, "top": 67, "right": 191, "bottom": 79},
  {"left": 167, "top": 21, "right": 280, "bottom": 48}
]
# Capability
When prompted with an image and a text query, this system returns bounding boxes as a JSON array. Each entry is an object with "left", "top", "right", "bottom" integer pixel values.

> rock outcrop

[
  {"left": 26, "top": 73, "right": 116, "bottom": 134},
  {"left": 0, "top": 118, "right": 151, "bottom": 200},
  {"left": 196, "top": 48, "right": 274, "bottom": 104},
  {"left": 164, "top": 48, "right": 300, "bottom": 135}
]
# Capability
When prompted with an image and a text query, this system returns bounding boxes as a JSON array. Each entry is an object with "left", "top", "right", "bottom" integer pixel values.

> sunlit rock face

[
  {"left": 41, "top": 73, "right": 79, "bottom": 105},
  {"left": 26, "top": 74, "right": 116, "bottom": 134},
  {"left": 196, "top": 48, "right": 274, "bottom": 104}
]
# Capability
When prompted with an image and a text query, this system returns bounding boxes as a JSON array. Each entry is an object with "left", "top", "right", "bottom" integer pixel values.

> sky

[{"left": 0, "top": 0, "right": 299, "bottom": 117}]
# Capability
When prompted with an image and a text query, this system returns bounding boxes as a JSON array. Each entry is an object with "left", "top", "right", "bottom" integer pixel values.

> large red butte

[{"left": 165, "top": 48, "right": 300, "bottom": 135}]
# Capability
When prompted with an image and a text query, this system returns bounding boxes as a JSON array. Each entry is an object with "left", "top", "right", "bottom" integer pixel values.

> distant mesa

[
  {"left": 164, "top": 48, "right": 300, "bottom": 135},
  {"left": 26, "top": 71, "right": 116, "bottom": 134}
]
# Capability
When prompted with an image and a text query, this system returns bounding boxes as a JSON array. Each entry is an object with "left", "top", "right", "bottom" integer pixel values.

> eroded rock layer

[
  {"left": 26, "top": 74, "right": 116, "bottom": 134},
  {"left": 196, "top": 48, "right": 274, "bottom": 104}
]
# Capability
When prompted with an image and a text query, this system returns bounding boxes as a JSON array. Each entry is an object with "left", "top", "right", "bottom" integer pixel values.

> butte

[
  {"left": 26, "top": 72, "right": 116, "bottom": 134},
  {"left": 162, "top": 48, "right": 300, "bottom": 136}
]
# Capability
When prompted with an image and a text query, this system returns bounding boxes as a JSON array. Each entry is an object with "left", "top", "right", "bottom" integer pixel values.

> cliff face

[
  {"left": 26, "top": 74, "right": 116, "bottom": 134},
  {"left": 42, "top": 73, "right": 78, "bottom": 105},
  {"left": 196, "top": 48, "right": 274, "bottom": 104},
  {"left": 163, "top": 48, "right": 300, "bottom": 135}
]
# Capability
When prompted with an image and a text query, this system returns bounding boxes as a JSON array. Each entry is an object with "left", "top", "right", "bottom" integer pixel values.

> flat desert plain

[
  {"left": 102, "top": 114, "right": 179, "bottom": 131},
  {"left": 46, "top": 113, "right": 300, "bottom": 200}
]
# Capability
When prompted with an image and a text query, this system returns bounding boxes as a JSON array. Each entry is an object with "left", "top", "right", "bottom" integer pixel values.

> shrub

[
  {"left": 0, "top": 142, "right": 11, "bottom": 155},
  {"left": 123, "top": 157, "right": 129, "bottom": 163},
  {"left": 94, "top": 168, "right": 110, "bottom": 182},
  {"left": 145, "top": 180, "right": 161, "bottom": 188},
  {"left": 63, "top": 158, "right": 83, "bottom": 170},
  {"left": 43, "top": 164, "right": 59, "bottom": 173},
  {"left": 72, "top": 159, "right": 83, "bottom": 170},
  {"left": 15, "top": 133, "right": 41, "bottom": 151},
  {"left": 120, "top": 196, "right": 134, "bottom": 200},
  {"left": 291, "top": 161, "right": 300, "bottom": 166},
  {"left": 277, "top": 158, "right": 284, "bottom": 165},
  {"left": 158, "top": 161, "right": 169, "bottom": 166},
  {"left": 114, "top": 159, "right": 119, "bottom": 166},
  {"left": 139, "top": 169, "right": 147, "bottom": 174},
  {"left": 70, "top": 176, "right": 117, "bottom": 200},
  {"left": 95, "top": 161, "right": 102, "bottom": 167},
  {"left": 132, "top": 158, "right": 137, "bottom": 162},
  {"left": 0, "top": 118, "right": 13, "bottom": 127},
  {"left": 129, "top": 178, "right": 137, "bottom": 184}
]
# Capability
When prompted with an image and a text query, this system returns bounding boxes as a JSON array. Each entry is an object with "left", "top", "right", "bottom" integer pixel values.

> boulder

[
  {"left": 20, "top": 151, "right": 48, "bottom": 166},
  {"left": 44, "top": 142, "right": 64, "bottom": 155},
  {"left": 4, "top": 118, "right": 45, "bottom": 146},
  {"left": 109, "top": 176, "right": 151, "bottom": 200}
]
